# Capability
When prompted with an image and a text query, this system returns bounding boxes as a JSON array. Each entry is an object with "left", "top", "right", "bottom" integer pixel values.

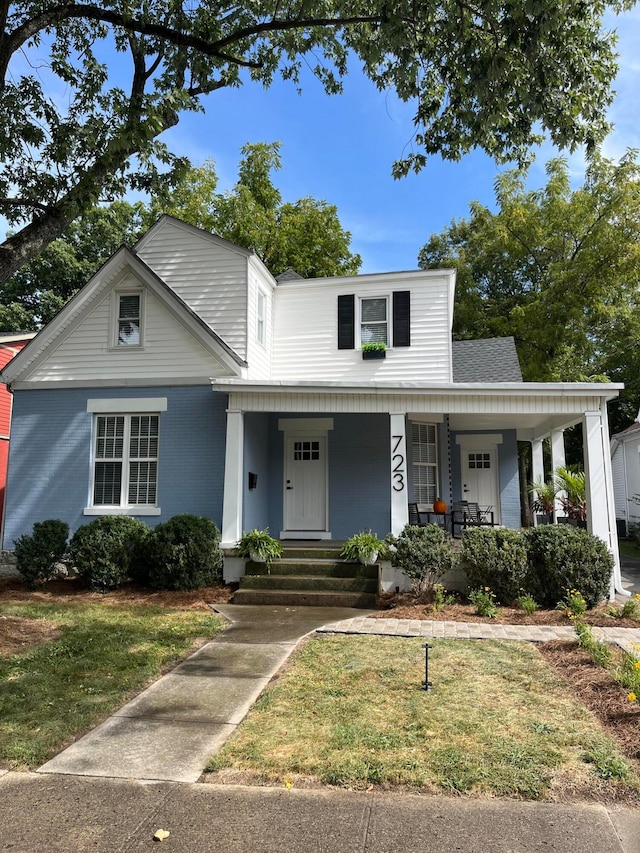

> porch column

[
  {"left": 531, "top": 438, "right": 545, "bottom": 526},
  {"left": 390, "top": 413, "right": 409, "bottom": 536},
  {"left": 583, "top": 408, "right": 624, "bottom": 598},
  {"left": 221, "top": 409, "right": 244, "bottom": 548},
  {"left": 550, "top": 429, "right": 566, "bottom": 520}
]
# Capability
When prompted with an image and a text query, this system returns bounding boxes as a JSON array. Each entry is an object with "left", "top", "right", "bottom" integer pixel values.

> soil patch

[
  {"left": 375, "top": 594, "right": 640, "bottom": 628},
  {"left": 0, "top": 615, "right": 59, "bottom": 656},
  {"left": 539, "top": 640, "right": 640, "bottom": 764},
  {"left": 0, "top": 576, "right": 235, "bottom": 612}
]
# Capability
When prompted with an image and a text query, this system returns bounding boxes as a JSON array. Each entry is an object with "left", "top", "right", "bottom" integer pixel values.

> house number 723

[{"left": 391, "top": 434, "right": 406, "bottom": 492}]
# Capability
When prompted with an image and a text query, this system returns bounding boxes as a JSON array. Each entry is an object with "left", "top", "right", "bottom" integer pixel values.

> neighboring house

[
  {"left": 0, "top": 332, "right": 36, "bottom": 534},
  {"left": 610, "top": 416, "right": 640, "bottom": 535},
  {"left": 0, "top": 216, "right": 625, "bottom": 593}
]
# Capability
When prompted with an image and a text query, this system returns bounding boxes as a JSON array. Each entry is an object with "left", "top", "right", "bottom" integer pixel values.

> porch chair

[
  {"left": 451, "top": 501, "right": 495, "bottom": 537},
  {"left": 408, "top": 502, "right": 426, "bottom": 526}
]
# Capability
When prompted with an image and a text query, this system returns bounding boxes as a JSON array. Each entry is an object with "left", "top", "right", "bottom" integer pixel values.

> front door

[
  {"left": 284, "top": 436, "right": 327, "bottom": 531},
  {"left": 462, "top": 448, "right": 500, "bottom": 522}
]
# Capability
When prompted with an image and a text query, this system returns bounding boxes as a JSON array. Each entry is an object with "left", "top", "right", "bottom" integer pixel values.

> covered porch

[{"left": 213, "top": 379, "right": 624, "bottom": 594}]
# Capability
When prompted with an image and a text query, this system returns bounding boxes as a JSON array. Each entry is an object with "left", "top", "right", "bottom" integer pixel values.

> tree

[
  {"left": 2, "top": 143, "right": 360, "bottom": 328},
  {"left": 0, "top": 0, "right": 628, "bottom": 282},
  {"left": 418, "top": 153, "right": 640, "bottom": 432},
  {"left": 148, "top": 142, "right": 361, "bottom": 277}
]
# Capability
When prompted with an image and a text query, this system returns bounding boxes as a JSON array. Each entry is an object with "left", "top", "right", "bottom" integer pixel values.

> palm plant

[{"left": 554, "top": 467, "right": 587, "bottom": 521}]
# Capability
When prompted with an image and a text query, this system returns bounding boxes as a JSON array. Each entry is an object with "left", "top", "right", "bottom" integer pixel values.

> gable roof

[
  {"left": 1, "top": 247, "right": 247, "bottom": 385},
  {"left": 452, "top": 337, "right": 522, "bottom": 383}
]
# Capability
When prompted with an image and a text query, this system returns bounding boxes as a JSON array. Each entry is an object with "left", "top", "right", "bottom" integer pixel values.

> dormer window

[
  {"left": 117, "top": 294, "right": 141, "bottom": 346},
  {"left": 360, "top": 297, "right": 388, "bottom": 345}
]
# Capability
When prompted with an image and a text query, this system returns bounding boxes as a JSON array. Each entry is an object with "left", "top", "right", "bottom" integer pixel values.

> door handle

[{"left": 286, "top": 486, "right": 293, "bottom": 490}]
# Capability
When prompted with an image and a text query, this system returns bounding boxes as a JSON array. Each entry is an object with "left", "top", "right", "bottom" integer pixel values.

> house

[
  {"left": 0, "top": 332, "right": 36, "bottom": 534},
  {"left": 610, "top": 415, "right": 640, "bottom": 536},
  {"left": 0, "top": 216, "right": 625, "bottom": 594}
]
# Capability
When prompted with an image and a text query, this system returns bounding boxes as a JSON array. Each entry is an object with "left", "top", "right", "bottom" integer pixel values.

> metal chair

[
  {"left": 452, "top": 501, "right": 495, "bottom": 536},
  {"left": 408, "top": 502, "right": 426, "bottom": 526}
]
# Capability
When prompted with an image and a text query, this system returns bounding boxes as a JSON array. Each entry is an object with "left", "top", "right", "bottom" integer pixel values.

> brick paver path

[{"left": 317, "top": 617, "right": 640, "bottom": 655}]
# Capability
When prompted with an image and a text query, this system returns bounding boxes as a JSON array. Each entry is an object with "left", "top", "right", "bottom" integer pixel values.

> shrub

[
  {"left": 69, "top": 516, "right": 149, "bottom": 592},
  {"left": 393, "top": 524, "right": 456, "bottom": 595},
  {"left": 460, "top": 527, "right": 528, "bottom": 604},
  {"left": 141, "top": 514, "right": 223, "bottom": 591},
  {"left": 524, "top": 525, "right": 613, "bottom": 608},
  {"left": 14, "top": 519, "right": 69, "bottom": 586}
]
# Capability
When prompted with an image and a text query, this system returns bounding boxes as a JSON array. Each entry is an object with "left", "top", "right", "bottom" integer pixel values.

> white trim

[
  {"left": 278, "top": 418, "right": 334, "bottom": 433},
  {"left": 110, "top": 288, "right": 144, "bottom": 350},
  {"left": 84, "top": 506, "right": 161, "bottom": 516},
  {"left": 221, "top": 410, "right": 244, "bottom": 547},
  {"left": 358, "top": 293, "right": 390, "bottom": 348},
  {"left": 279, "top": 531, "right": 332, "bottom": 540},
  {"left": 87, "top": 397, "right": 167, "bottom": 413},
  {"left": 13, "top": 377, "right": 217, "bottom": 390},
  {"left": 455, "top": 434, "right": 504, "bottom": 449}
]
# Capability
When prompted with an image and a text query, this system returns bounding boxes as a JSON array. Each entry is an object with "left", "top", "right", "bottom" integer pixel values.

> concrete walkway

[
  {"left": 1, "top": 772, "right": 639, "bottom": 853},
  {"left": 38, "top": 604, "right": 369, "bottom": 783}
]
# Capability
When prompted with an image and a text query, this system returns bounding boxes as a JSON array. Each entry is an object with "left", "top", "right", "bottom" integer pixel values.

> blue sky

[
  {"left": 159, "top": 5, "right": 640, "bottom": 273},
  {"left": 4, "top": 6, "right": 640, "bottom": 275}
]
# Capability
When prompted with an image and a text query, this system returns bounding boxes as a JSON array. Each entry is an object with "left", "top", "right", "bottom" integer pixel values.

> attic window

[{"left": 117, "top": 294, "right": 142, "bottom": 346}]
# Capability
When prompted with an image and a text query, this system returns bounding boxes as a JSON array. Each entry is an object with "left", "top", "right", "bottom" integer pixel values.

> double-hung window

[
  {"left": 412, "top": 422, "right": 438, "bottom": 505},
  {"left": 114, "top": 292, "right": 143, "bottom": 347},
  {"left": 86, "top": 398, "right": 166, "bottom": 515},
  {"left": 360, "top": 297, "right": 388, "bottom": 345},
  {"left": 256, "top": 291, "right": 266, "bottom": 346}
]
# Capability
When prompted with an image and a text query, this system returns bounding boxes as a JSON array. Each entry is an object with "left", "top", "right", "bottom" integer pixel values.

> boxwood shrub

[
  {"left": 524, "top": 524, "right": 613, "bottom": 608},
  {"left": 14, "top": 519, "right": 69, "bottom": 586},
  {"left": 460, "top": 527, "right": 528, "bottom": 604},
  {"left": 393, "top": 523, "right": 456, "bottom": 595},
  {"left": 140, "top": 514, "right": 223, "bottom": 591},
  {"left": 69, "top": 516, "right": 149, "bottom": 592}
]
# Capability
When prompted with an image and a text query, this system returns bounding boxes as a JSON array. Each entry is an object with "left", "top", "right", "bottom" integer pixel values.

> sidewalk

[{"left": 1, "top": 772, "right": 639, "bottom": 852}]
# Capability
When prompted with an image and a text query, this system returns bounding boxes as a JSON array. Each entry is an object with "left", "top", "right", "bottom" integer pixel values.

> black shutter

[
  {"left": 337, "top": 294, "right": 355, "bottom": 349},
  {"left": 393, "top": 291, "right": 411, "bottom": 347}
]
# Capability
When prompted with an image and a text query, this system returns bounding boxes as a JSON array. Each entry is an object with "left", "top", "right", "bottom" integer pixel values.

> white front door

[
  {"left": 284, "top": 436, "right": 327, "bottom": 531},
  {"left": 462, "top": 448, "right": 501, "bottom": 522}
]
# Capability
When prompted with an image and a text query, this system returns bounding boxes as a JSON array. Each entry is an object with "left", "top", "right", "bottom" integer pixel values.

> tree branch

[{"left": 0, "top": 198, "right": 53, "bottom": 213}]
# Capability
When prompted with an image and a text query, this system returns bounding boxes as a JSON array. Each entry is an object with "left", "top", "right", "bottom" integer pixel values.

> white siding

[
  {"left": 136, "top": 219, "right": 249, "bottom": 359},
  {"left": 611, "top": 443, "right": 628, "bottom": 521},
  {"left": 26, "top": 278, "right": 234, "bottom": 382},
  {"left": 271, "top": 272, "right": 453, "bottom": 382},
  {"left": 245, "top": 259, "right": 274, "bottom": 380}
]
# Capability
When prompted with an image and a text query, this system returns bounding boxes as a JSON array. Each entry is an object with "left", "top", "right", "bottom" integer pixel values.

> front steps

[{"left": 233, "top": 545, "right": 378, "bottom": 608}]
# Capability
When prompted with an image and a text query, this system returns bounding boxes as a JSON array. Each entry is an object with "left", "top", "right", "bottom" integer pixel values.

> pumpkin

[{"left": 433, "top": 498, "right": 447, "bottom": 514}]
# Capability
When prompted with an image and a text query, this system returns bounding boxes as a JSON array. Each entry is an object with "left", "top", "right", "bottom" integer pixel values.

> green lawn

[
  {"left": 207, "top": 634, "right": 640, "bottom": 801},
  {"left": 0, "top": 599, "right": 223, "bottom": 769}
]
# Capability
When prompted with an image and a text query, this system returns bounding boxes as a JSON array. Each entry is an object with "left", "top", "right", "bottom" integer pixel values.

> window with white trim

[
  {"left": 360, "top": 296, "right": 388, "bottom": 345},
  {"left": 92, "top": 413, "right": 159, "bottom": 507},
  {"left": 116, "top": 293, "right": 142, "bottom": 347},
  {"left": 256, "top": 291, "right": 266, "bottom": 345},
  {"left": 412, "top": 422, "right": 438, "bottom": 504}
]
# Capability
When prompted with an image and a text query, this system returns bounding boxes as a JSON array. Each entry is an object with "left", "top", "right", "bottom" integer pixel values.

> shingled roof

[{"left": 452, "top": 337, "right": 522, "bottom": 383}]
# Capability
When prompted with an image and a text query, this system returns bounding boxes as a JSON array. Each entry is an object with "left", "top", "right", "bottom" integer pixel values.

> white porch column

[
  {"left": 531, "top": 438, "right": 545, "bottom": 526},
  {"left": 390, "top": 413, "right": 409, "bottom": 536},
  {"left": 221, "top": 409, "right": 244, "bottom": 548},
  {"left": 583, "top": 408, "right": 624, "bottom": 598},
  {"left": 550, "top": 429, "right": 566, "bottom": 520}
]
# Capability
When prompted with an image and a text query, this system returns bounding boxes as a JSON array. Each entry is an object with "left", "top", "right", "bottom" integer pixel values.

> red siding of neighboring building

[{"left": 0, "top": 337, "right": 33, "bottom": 529}]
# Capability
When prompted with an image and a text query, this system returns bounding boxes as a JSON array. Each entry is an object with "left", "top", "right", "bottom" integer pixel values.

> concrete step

[
  {"left": 245, "top": 559, "right": 378, "bottom": 579},
  {"left": 277, "top": 547, "right": 344, "bottom": 560},
  {"left": 232, "top": 588, "right": 377, "bottom": 608},
  {"left": 239, "top": 574, "right": 378, "bottom": 593}
]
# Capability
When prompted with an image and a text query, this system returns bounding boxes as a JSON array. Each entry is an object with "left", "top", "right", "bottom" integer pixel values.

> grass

[
  {"left": 207, "top": 634, "right": 640, "bottom": 800},
  {"left": 0, "top": 599, "right": 223, "bottom": 769}
]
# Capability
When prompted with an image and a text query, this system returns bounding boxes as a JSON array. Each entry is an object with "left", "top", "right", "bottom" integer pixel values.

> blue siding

[
  {"left": 243, "top": 412, "right": 271, "bottom": 532},
  {"left": 4, "top": 386, "right": 228, "bottom": 547},
  {"left": 450, "top": 429, "right": 521, "bottom": 529}
]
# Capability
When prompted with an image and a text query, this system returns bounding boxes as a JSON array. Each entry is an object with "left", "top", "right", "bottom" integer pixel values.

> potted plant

[
  {"left": 554, "top": 467, "right": 587, "bottom": 526},
  {"left": 529, "top": 478, "right": 556, "bottom": 525},
  {"left": 236, "top": 529, "right": 283, "bottom": 565},
  {"left": 361, "top": 341, "right": 386, "bottom": 360},
  {"left": 340, "top": 530, "right": 386, "bottom": 565}
]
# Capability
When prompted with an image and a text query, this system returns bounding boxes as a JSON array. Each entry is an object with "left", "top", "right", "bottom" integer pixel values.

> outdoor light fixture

[{"left": 422, "top": 643, "right": 433, "bottom": 692}]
